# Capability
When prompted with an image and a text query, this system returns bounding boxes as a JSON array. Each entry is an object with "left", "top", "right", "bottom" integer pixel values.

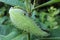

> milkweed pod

[{"left": 9, "top": 7, "right": 49, "bottom": 36}]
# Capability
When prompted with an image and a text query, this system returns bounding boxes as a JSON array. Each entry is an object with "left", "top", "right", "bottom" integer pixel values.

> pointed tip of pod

[
  {"left": 42, "top": 32, "right": 50, "bottom": 36},
  {"left": 38, "top": 31, "right": 50, "bottom": 37}
]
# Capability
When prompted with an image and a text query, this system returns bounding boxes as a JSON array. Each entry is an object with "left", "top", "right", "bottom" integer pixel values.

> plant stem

[
  {"left": 33, "top": 1, "right": 56, "bottom": 10},
  {"left": 33, "top": 0, "right": 36, "bottom": 7},
  {"left": 28, "top": 33, "right": 30, "bottom": 40}
]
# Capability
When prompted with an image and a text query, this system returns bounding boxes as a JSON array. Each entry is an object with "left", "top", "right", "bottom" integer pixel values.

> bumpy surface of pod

[{"left": 9, "top": 7, "right": 49, "bottom": 36}]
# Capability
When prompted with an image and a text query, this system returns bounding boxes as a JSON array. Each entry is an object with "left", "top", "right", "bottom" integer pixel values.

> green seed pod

[{"left": 9, "top": 7, "right": 49, "bottom": 36}]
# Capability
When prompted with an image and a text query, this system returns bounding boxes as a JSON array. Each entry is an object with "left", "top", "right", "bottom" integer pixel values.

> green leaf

[
  {"left": 24, "top": 0, "right": 31, "bottom": 13},
  {"left": 0, "top": 0, "right": 25, "bottom": 9},
  {"left": 48, "top": 7, "right": 60, "bottom": 17},
  {"left": 44, "top": 27, "right": 60, "bottom": 40},
  {"left": 0, "top": 25, "right": 12, "bottom": 35},
  {"left": 0, "top": 25, "right": 19, "bottom": 40},
  {"left": 39, "top": 12, "right": 46, "bottom": 22},
  {"left": 5, "top": 28, "right": 19, "bottom": 40},
  {"left": 0, "top": 7, "right": 6, "bottom": 17},
  {"left": 31, "top": 10, "right": 37, "bottom": 20},
  {"left": 0, "top": 35, "right": 7, "bottom": 40},
  {"left": 0, "top": 16, "right": 8, "bottom": 24},
  {"left": 12, "top": 34, "right": 28, "bottom": 40}
]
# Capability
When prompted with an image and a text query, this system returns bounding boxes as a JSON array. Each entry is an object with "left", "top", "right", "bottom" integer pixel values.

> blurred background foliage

[{"left": 0, "top": 0, "right": 60, "bottom": 40}]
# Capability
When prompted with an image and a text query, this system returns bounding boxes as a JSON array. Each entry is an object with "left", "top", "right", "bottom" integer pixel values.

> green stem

[
  {"left": 33, "top": 0, "right": 36, "bottom": 7},
  {"left": 28, "top": 33, "right": 30, "bottom": 40},
  {"left": 33, "top": 1, "right": 56, "bottom": 10},
  {"left": 25, "top": 0, "right": 31, "bottom": 13}
]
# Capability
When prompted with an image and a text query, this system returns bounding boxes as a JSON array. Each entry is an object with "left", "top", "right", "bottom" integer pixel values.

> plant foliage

[{"left": 0, "top": 0, "right": 60, "bottom": 40}]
